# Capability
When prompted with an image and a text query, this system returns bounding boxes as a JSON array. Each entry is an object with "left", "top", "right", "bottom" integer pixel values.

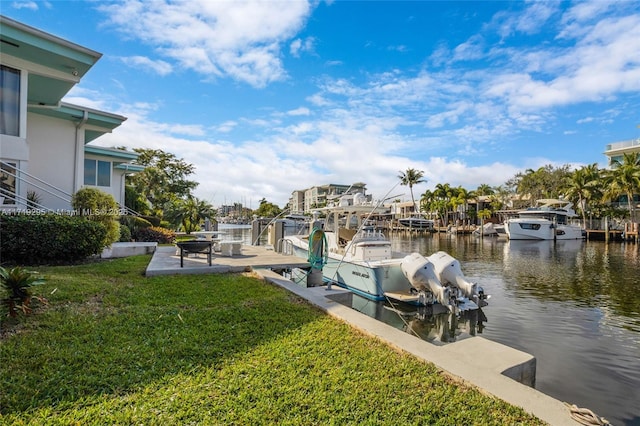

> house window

[
  {"left": 0, "top": 65, "right": 21, "bottom": 137},
  {"left": 0, "top": 161, "right": 17, "bottom": 204},
  {"left": 84, "top": 159, "right": 111, "bottom": 187}
]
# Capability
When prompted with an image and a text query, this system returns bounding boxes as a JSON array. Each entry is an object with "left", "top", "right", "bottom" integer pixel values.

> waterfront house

[{"left": 0, "top": 15, "right": 141, "bottom": 212}]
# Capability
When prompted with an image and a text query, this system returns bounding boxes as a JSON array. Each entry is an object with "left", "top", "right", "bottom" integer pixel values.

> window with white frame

[
  {"left": 84, "top": 159, "right": 111, "bottom": 187},
  {"left": 0, "top": 65, "right": 21, "bottom": 137},
  {"left": 1, "top": 161, "right": 17, "bottom": 204}
]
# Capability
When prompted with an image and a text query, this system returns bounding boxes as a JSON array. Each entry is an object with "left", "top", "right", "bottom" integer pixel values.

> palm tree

[
  {"left": 450, "top": 186, "right": 471, "bottom": 222},
  {"left": 473, "top": 184, "right": 494, "bottom": 225},
  {"left": 434, "top": 183, "right": 453, "bottom": 224},
  {"left": 398, "top": 168, "right": 426, "bottom": 215},
  {"left": 607, "top": 152, "right": 640, "bottom": 221},
  {"left": 165, "top": 196, "right": 215, "bottom": 233},
  {"left": 475, "top": 183, "right": 494, "bottom": 196},
  {"left": 420, "top": 189, "right": 435, "bottom": 216},
  {"left": 563, "top": 164, "right": 601, "bottom": 229}
]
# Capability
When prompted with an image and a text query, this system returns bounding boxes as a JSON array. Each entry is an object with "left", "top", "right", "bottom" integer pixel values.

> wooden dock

[{"left": 585, "top": 223, "right": 639, "bottom": 243}]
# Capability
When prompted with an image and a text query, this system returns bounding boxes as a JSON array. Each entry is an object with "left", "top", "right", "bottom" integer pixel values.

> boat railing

[{"left": 351, "top": 229, "right": 387, "bottom": 243}]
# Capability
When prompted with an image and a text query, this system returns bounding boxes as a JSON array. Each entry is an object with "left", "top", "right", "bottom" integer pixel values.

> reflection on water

[
  {"left": 328, "top": 292, "right": 487, "bottom": 345},
  {"left": 502, "top": 239, "right": 640, "bottom": 332}
]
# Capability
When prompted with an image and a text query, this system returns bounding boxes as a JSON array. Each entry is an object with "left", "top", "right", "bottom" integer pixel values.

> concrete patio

[{"left": 145, "top": 244, "right": 310, "bottom": 276}]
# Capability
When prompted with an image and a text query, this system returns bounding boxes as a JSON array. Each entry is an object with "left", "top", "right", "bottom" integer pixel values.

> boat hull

[
  {"left": 288, "top": 239, "right": 414, "bottom": 301},
  {"left": 506, "top": 218, "right": 584, "bottom": 240}
]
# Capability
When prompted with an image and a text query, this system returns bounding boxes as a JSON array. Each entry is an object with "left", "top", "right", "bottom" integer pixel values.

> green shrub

[
  {"left": 120, "top": 215, "right": 152, "bottom": 236},
  {"left": 71, "top": 188, "right": 120, "bottom": 246},
  {"left": 139, "top": 215, "right": 161, "bottom": 227},
  {"left": 133, "top": 226, "right": 176, "bottom": 244},
  {"left": 119, "top": 224, "right": 132, "bottom": 242},
  {"left": 0, "top": 215, "right": 107, "bottom": 265}
]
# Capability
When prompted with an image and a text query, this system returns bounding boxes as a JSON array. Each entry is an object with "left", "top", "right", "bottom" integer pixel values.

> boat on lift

[
  {"left": 281, "top": 193, "right": 487, "bottom": 311},
  {"left": 505, "top": 199, "right": 585, "bottom": 240},
  {"left": 398, "top": 215, "right": 435, "bottom": 231}
]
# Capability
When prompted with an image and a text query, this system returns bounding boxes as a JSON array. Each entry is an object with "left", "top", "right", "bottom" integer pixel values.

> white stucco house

[{"left": 0, "top": 15, "right": 142, "bottom": 212}]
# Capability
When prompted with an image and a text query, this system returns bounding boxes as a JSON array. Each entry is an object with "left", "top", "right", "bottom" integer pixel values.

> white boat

[
  {"left": 281, "top": 195, "right": 487, "bottom": 311},
  {"left": 505, "top": 199, "right": 585, "bottom": 240},
  {"left": 473, "top": 222, "right": 498, "bottom": 236},
  {"left": 398, "top": 216, "right": 435, "bottom": 231}
]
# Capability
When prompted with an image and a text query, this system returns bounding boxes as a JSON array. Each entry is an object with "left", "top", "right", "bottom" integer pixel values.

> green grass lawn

[{"left": 0, "top": 255, "right": 545, "bottom": 425}]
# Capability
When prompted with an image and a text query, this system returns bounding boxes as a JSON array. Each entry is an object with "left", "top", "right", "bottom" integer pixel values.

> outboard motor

[
  {"left": 427, "top": 251, "right": 487, "bottom": 307},
  {"left": 401, "top": 252, "right": 452, "bottom": 308}
]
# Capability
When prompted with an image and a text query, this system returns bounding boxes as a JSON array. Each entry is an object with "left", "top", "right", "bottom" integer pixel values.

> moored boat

[
  {"left": 281, "top": 194, "right": 487, "bottom": 311},
  {"left": 505, "top": 199, "right": 584, "bottom": 240},
  {"left": 398, "top": 216, "right": 435, "bottom": 231}
]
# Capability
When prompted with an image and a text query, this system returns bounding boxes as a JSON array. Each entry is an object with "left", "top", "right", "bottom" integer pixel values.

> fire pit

[{"left": 176, "top": 240, "right": 213, "bottom": 267}]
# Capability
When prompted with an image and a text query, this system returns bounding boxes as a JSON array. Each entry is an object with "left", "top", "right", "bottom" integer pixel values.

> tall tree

[
  {"left": 130, "top": 148, "right": 199, "bottom": 218},
  {"left": 254, "top": 198, "right": 282, "bottom": 218},
  {"left": 450, "top": 186, "right": 471, "bottom": 222},
  {"left": 433, "top": 183, "right": 453, "bottom": 224},
  {"left": 398, "top": 168, "right": 426, "bottom": 214},
  {"left": 164, "top": 195, "right": 215, "bottom": 233},
  {"left": 420, "top": 189, "right": 435, "bottom": 216},
  {"left": 475, "top": 183, "right": 494, "bottom": 196},
  {"left": 512, "top": 164, "right": 572, "bottom": 205},
  {"left": 607, "top": 152, "right": 640, "bottom": 221},
  {"left": 563, "top": 164, "right": 601, "bottom": 228}
]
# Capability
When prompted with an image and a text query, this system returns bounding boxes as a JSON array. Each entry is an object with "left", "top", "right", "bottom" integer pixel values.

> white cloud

[
  {"left": 98, "top": 0, "right": 315, "bottom": 87},
  {"left": 216, "top": 121, "right": 238, "bottom": 133},
  {"left": 452, "top": 35, "right": 485, "bottom": 62},
  {"left": 119, "top": 56, "right": 173, "bottom": 76},
  {"left": 290, "top": 37, "right": 315, "bottom": 57},
  {"left": 287, "top": 107, "right": 311, "bottom": 116},
  {"left": 11, "top": 1, "right": 35, "bottom": 10}
]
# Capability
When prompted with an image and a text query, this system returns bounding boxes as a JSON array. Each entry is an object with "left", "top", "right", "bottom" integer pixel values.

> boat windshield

[{"left": 520, "top": 211, "right": 568, "bottom": 224}]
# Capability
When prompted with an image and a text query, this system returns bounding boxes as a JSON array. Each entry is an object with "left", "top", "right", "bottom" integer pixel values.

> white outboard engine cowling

[
  {"left": 400, "top": 252, "right": 450, "bottom": 307},
  {"left": 427, "top": 251, "right": 479, "bottom": 299}
]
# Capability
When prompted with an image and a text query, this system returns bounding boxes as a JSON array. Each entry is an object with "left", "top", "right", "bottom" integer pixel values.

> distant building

[
  {"left": 604, "top": 138, "right": 640, "bottom": 167},
  {"left": 289, "top": 182, "right": 368, "bottom": 214}
]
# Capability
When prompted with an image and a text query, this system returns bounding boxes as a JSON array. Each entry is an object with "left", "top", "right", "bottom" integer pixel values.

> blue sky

[{"left": 4, "top": 0, "right": 640, "bottom": 208}]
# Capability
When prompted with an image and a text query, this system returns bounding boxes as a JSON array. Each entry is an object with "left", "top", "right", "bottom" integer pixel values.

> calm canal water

[{"left": 228, "top": 225, "right": 640, "bottom": 426}]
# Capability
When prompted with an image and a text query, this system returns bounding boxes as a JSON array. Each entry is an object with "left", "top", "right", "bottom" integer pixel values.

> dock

[
  {"left": 145, "top": 245, "right": 310, "bottom": 276},
  {"left": 585, "top": 222, "right": 639, "bottom": 242}
]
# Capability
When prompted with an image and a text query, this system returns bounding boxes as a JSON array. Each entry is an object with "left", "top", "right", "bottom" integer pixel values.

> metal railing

[
  {"left": 1, "top": 160, "right": 72, "bottom": 211},
  {"left": 0, "top": 160, "right": 140, "bottom": 217},
  {"left": 605, "top": 138, "right": 640, "bottom": 152}
]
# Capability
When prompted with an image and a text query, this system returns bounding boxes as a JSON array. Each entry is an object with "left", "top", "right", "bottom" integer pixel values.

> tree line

[{"left": 399, "top": 152, "right": 640, "bottom": 227}]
